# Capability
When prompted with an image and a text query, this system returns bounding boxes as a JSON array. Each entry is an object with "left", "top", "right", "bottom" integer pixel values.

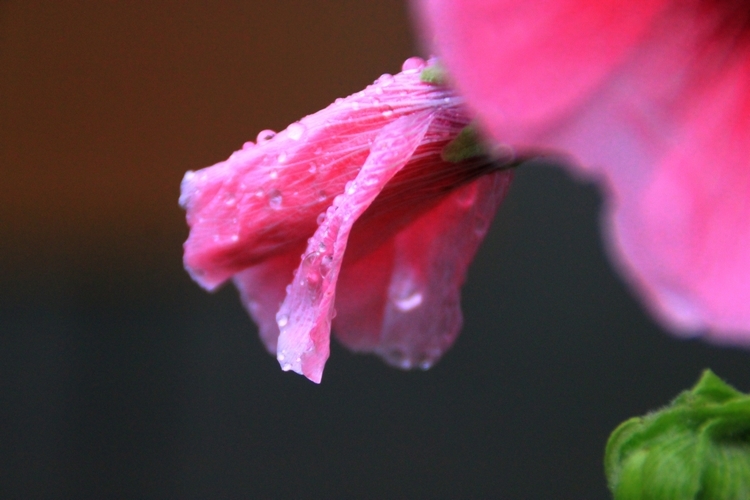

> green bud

[{"left": 605, "top": 370, "right": 750, "bottom": 500}]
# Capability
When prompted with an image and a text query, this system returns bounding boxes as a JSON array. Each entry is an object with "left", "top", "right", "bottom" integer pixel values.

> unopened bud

[{"left": 605, "top": 370, "right": 750, "bottom": 499}]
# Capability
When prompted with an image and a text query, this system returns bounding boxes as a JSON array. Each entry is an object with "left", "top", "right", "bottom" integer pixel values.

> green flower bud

[{"left": 605, "top": 370, "right": 750, "bottom": 500}]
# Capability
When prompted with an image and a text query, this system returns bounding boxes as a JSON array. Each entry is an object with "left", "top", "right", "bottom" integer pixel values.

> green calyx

[
  {"left": 420, "top": 63, "right": 447, "bottom": 85},
  {"left": 441, "top": 124, "right": 486, "bottom": 163},
  {"left": 605, "top": 370, "right": 750, "bottom": 500}
]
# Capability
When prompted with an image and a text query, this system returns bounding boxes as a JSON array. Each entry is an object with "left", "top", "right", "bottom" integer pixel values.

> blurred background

[{"left": 1, "top": 1, "right": 747, "bottom": 498}]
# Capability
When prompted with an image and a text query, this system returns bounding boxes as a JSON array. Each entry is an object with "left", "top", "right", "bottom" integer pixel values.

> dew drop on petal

[
  {"left": 316, "top": 212, "right": 326, "bottom": 225},
  {"left": 242, "top": 141, "right": 256, "bottom": 150},
  {"left": 269, "top": 169, "right": 278, "bottom": 180},
  {"left": 230, "top": 234, "right": 239, "bottom": 242},
  {"left": 277, "top": 152, "right": 287, "bottom": 163},
  {"left": 281, "top": 363, "right": 292, "bottom": 371},
  {"left": 257, "top": 129, "right": 276, "bottom": 143},
  {"left": 393, "top": 291, "right": 423, "bottom": 312},
  {"left": 286, "top": 121, "right": 307, "bottom": 141},
  {"left": 382, "top": 106, "right": 394, "bottom": 118},
  {"left": 402, "top": 57, "right": 426, "bottom": 72},
  {"left": 268, "top": 189, "right": 282, "bottom": 209},
  {"left": 419, "top": 359, "right": 434, "bottom": 370},
  {"left": 385, "top": 348, "right": 413, "bottom": 369},
  {"left": 320, "top": 255, "right": 333, "bottom": 276},
  {"left": 455, "top": 184, "right": 478, "bottom": 208},
  {"left": 377, "top": 73, "right": 394, "bottom": 86},
  {"left": 277, "top": 314, "right": 289, "bottom": 328}
]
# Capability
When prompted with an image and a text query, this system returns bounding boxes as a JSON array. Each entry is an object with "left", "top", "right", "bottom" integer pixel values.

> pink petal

[
  {"left": 181, "top": 61, "right": 461, "bottom": 290},
  {"left": 607, "top": 55, "right": 750, "bottom": 340},
  {"left": 232, "top": 248, "right": 303, "bottom": 353},
  {"left": 415, "top": 0, "right": 750, "bottom": 338},
  {"left": 414, "top": 0, "right": 669, "bottom": 145},
  {"left": 334, "top": 171, "right": 512, "bottom": 369},
  {"left": 275, "top": 110, "right": 437, "bottom": 383}
]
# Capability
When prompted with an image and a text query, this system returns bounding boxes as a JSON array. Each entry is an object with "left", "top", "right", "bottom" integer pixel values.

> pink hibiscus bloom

[
  {"left": 181, "top": 58, "right": 514, "bottom": 383},
  {"left": 414, "top": 0, "right": 750, "bottom": 342}
]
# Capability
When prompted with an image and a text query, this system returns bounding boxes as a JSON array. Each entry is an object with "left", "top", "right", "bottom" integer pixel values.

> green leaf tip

[
  {"left": 605, "top": 370, "right": 750, "bottom": 500},
  {"left": 420, "top": 63, "right": 447, "bottom": 85}
]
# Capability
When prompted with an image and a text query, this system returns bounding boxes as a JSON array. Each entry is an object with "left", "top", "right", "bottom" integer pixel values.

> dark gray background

[{"left": 2, "top": 2, "right": 747, "bottom": 498}]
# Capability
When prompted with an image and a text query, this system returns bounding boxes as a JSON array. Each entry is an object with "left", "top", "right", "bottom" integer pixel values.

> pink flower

[
  {"left": 414, "top": 0, "right": 750, "bottom": 342},
  {"left": 180, "top": 58, "right": 513, "bottom": 383}
]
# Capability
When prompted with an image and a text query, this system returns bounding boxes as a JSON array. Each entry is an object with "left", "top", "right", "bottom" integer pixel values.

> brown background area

[{"left": 1, "top": 2, "right": 747, "bottom": 498}]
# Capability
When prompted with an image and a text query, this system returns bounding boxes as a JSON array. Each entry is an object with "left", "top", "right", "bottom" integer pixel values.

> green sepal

[
  {"left": 420, "top": 63, "right": 447, "bottom": 85},
  {"left": 605, "top": 370, "right": 750, "bottom": 500},
  {"left": 441, "top": 125, "right": 485, "bottom": 163}
]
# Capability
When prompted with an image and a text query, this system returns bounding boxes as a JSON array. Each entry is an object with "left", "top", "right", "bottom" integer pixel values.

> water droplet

[
  {"left": 377, "top": 73, "right": 394, "bottom": 86},
  {"left": 393, "top": 291, "right": 423, "bottom": 312},
  {"left": 345, "top": 181, "right": 356, "bottom": 195},
  {"left": 277, "top": 314, "right": 289, "bottom": 328},
  {"left": 351, "top": 101, "right": 360, "bottom": 111},
  {"left": 256, "top": 129, "right": 276, "bottom": 143},
  {"left": 320, "top": 255, "right": 333, "bottom": 276},
  {"left": 242, "top": 141, "right": 256, "bottom": 150},
  {"left": 281, "top": 363, "right": 292, "bottom": 371},
  {"left": 401, "top": 57, "right": 426, "bottom": 72},
  {"left": 316, "top": 212, "right": 326, "bottom": 225},
  {"left": 382, "top": 106, "right": 394, "bottom": 118},
  {"left": 286, "top": 122, "right": 307, "bottom": 141},
  {"left": 277, "top": 353, "right": 285, "bottom": 361},
  {"left": 384, "top": 348, "right": 413, "bottom": 369},
  {"left": 317, "top": 242, "right": 326, "bottom": 253},
  {"left": 230, "top": 234, "right": 239, "bottom": 242},
  {"left": 224, "top": 195, "right": 236, "bottom": 206},
  {"left": 455, "top": 185, "right": 477, "bottom": 208},
  {"left": 374, "top": 86, "right": 383, "bottom": 95},
  {"left": 268, "top": 189, "right": 282, "bottom": 209},
  {"left": 277, "top": 152, "right": 287, "bottom": 163},
  {"left": 419, "top": 359, "right": 434, "bottom": 370},
  {"left": 308, "top": 162, "right": 317, "bottom": 174},
  {"left": 269, "top": 169, "right": 278, "bottom": 180}
]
